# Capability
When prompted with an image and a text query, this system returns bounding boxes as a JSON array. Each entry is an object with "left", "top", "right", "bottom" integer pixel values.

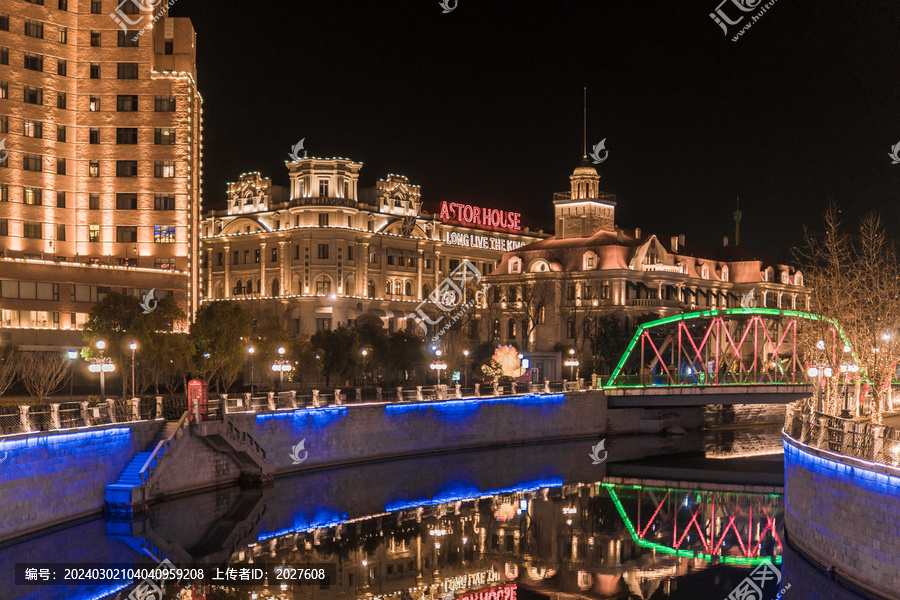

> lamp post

[
  {"left": 430, "top": 351, "right": 447, "bottom": 385},
  {"left": 272, "top": 346, "right": 291, "bottom": 392},
  {"left": 463, "top": 349, "right": 470, "bottom": 389},
  {"left": 67, "top": 350, "right": 77, "bottom": 402},
  {"left": 248, "top": 346, "right": 255, "bottom": 394},
  {"left": 361, "top": 348, "right": 368, "bottom": 384},
  {"left": 89, "top": 340, "right": 115, "bottom": 402},
  {"left": 129, "top": 342, "right": 137, "bottom": 400},
  {"left": 564, "top": 348, "right": 580, "bottom": 381},
  {"left": 807, "top": 362, "right": 833, "bottom": 413}
]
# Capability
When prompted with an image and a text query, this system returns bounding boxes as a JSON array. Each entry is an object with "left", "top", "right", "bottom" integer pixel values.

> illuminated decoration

[
  {"left": 493, "top": 503, "right": 517, "bottom": 522},
  {"left": 455, "top": 583, "right": 517, "bottom": 600},
  {"left": 605, "top": 307, "right": 856, "bottom": 388},
  {"left": 482, "top": 345, "right": 526, "bottom": 380},
  {"left": 444, "top": 230, "right": 527, "bottom": 252},
  {"left": 439, "top": 201, "right": 522, "bottom": 232},
  {"left": 442, "top": 570, "right": 502, "bottom": 595},
  {"left": 602, "top": 483, "right": 782, "bottom": 566}
]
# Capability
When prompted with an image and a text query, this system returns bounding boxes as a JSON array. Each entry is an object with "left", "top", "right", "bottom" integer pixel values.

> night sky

[{"left": 182, "top": 0, "right": 900, "bottom": 262}]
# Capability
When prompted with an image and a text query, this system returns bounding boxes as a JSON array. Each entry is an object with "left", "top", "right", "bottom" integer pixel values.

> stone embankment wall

[{"left": 784, "top": 433, "right": 900, "bottom": 598}]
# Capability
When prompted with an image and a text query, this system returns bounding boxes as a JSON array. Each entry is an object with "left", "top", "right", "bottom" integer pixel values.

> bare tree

[
  {"left": 19, "top": 352, "right": 70, "bottom": 402},
  {"left": 0, "top": 346, "right": 21, "bottom": 398},
  {"left": 558, "top": 275, "right": 603, "bottom": 354},
  {"left": 504, "top": 278, "right": 555, "bottom": 352}
]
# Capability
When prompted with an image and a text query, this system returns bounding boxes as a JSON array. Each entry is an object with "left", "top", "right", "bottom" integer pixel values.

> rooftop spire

[{"left": 582, "top": 86, "right": 587, "bottom": 159}]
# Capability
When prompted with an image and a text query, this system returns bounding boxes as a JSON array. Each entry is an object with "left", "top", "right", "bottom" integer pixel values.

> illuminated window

[
  {"left": 492, "top": 320, "right": 500, "bottom": 339},
  {"left": 315, "top": 278, "right": 331, "bottom": 296},
  {"left": 254, "top": 249, "right": 260, "bottom": 263},
  {"left": 24, "top": 19, "right": 43, "bottom": 38},
  {"left": 508, "top": 319, "right": 518, "bottom": 338},
  {"left": 154, "top": 95, "right": 175, "bottom": 112},
  {"left": 318, "top": 180, "right": 329, "bottom": 197},
  {"left": 0, "top": 83, "right": 6, "bottom": 100},
  {"left": 22, "top": 188, "right": 44, "bottom": 206},
  {"left": 23, "top": 120, "right": 42, "bottom": 138},
  {"left": 601, "top": 281, "right": 610, "bottom": 299},
  {"left": 23, "top": 155, "right": 42, "bottom": 172},
  {"left": 89, "top": 162, "right": 100, "bottom": 177},
  {"left": 271, "top": 247, "right": 277, "bottom": 262},
  {"left": 721, "top": 265, "right": 729, "bottom": 282},
  {"left": 154, "top": 161, "right": 175, "bottom": 178},
  {"left": 394, "top": 281, "right": 402, "bottom": 295},
  {"left": 90, "top": 62, "right": 100, "bottom": 79},
  {"left": 23, "top": 221, "right": 42, "bottom": 239},
  {"left": 117, "top": 63, "right": 138, "bottom": 79},
  {"left": 115, "top": 226, "right": 137, "bottom": 243},
  {"left": 153, "top": 225, "right": 176, "bottom": 243},
  {"left": 154, "top": 128, "right": 175, "bottom": 145},
  {"left": 117, "top": 128, "right": 138, "bottom": 144},
  {"left": 89, "top": 96, "right": 100, "bottom": 111},
  {"left": 154, "top": 258, "right": 175, "bottom": 271},
  {"left": 58, "top": 26, "right": 67, "bottom": 43},
  {"left": 1, "top": 185, "right": 7, "bottom": 201}
]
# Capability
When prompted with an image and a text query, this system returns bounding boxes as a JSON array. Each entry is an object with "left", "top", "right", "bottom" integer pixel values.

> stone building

[
  {"left": 0, "top": 2, "right": 201, "bottom": 349},
  {"left": 200, "top": 158, "right": 544, "bottom": 336},
  {"left": 483, "top": 157, "right": 808, "bottom": 360}
]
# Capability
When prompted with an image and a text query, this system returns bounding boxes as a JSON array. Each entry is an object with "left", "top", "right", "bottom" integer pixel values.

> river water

[{"left": 0, "top": 426, "right": 863, "bottom": 600}]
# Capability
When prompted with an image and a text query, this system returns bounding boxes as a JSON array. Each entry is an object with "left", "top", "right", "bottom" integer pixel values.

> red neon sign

[
  {"left": 456, "top": 583, "right": 517, "bottom": 600},
  {"left": 439, "top": 202, "right": 522, "bottom": 232}
]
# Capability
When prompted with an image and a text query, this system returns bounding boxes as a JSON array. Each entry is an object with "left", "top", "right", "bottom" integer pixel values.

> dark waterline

[{"left": 0, "top": 427, "right": 862, "bottom": 600}]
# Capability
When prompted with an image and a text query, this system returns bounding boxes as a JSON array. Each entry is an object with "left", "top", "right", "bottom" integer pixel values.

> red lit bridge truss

[
  {"left": 603, "top": 483, "right": 783, "bottom": 566},
  {"left": 606, "top": 308, "right": 850, "bottom": 388}
]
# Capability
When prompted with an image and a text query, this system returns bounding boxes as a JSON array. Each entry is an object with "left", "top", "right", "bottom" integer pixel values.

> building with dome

[
  {"left": 479, "top": 156, "right": 808, "bottom": 367},
  {"left": 200, "top": 158, "right": 545, "bottom": 336}
]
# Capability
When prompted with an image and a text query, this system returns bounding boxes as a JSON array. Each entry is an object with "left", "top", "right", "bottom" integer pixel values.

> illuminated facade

[
  {"left": 485, "top": 158, "right": 808, "bottom": 356},
  {"left": 200, "top": 158, "right": 543, "bottom": 335},
  {"left": 0, "top": 2, "right": 201, "bottom": 348}
]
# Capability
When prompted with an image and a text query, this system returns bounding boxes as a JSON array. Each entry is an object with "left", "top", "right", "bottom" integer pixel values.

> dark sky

[{"left": 181, "top": 0, "right": 900, "bottom": 262}]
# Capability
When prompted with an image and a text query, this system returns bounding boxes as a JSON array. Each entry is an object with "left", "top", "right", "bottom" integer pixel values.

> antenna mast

[
  {"left": 583, "top": 87, "right": 587, "bottom": 158},
  {"left": 733, "top": 197, "right": 742, "bottom": 246}
]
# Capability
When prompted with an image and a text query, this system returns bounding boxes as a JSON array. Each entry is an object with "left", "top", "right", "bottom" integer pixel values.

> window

[
  {"left": 243, "top": 250, "right": 249, "bottom": 264},
  {"left": 271, "top": 247, "right": 278, "bottom": 262},
  {"left": 0, "top": 13, "right": 7, "bottom": 31},
  {"left": 24, "top": 86, "right": 43, "bottom": 105},
  {"left": 0, "top": 219, "right": 7, "bottom": 236},
  {"left": 90, "top": 0, "right": 101, "bottom": 14},
  {"left": 508, "top": 320, "right": 518, "bottom": 338},
  {"left": 89, "top": 194, "right": 100, "bottom": 209},
  {"left": 317, "top": 244, "right": 329, "bottom": 259},
  {"left": 24, "top": 20, "right": 43, "bottom": 38},
  {"left": 23, "top": 154, "right": 42, "bottom": 172},
  {"left": 387, "top": 255, "right": 395, "bottom": 266},
  {"left": 347, "top": 246, "right": 354, "bottom": 261},
  {"left": 0, "top": 47, "right": 7, "bottom": 65},
  {"left": 153, "top": 225, "right": 175, "bottom": 243},
  {"left": 56, "top": 158, "right": 66, "bottom": 175},
  {"left": 89, "top": 226, "right": 100, "bottom": 242},
  {"left": 117, "top": 95, "right": 138, "bottom": 112},
  {"left": 315, "top": 278, "right": 331, "bottom": 296},
  {"left": 25, "top": 0, "right": 45, "bottom": 5},
  {"left": 405, "top": 281, "right": 412, "bottom": 296},
  {"left": 116, "top": 193, "right": 137, "bottom": 210},
  {"left": 54, "top": 224, "right": 65, "bottom": 242},
  {"left": 56, "top": 92, "right": 66, "bottom": 109},
  {"left": 56, "top": 124, "right": 65, "bottom": 142},
  {"left": 154, "top": 128, "right": 175, "bottom": 145},
  {"left": 118, "top": 30, "right": 139, "bottom": 47},
  {"left": 117, "top": 62, "right": 138, "bottom": 79},
  {"left": 492, "top": 320, "right": 500, "bottom": 339},
  {"left": 57, "top": 58, "right": 67, "bottom": 76},
  {"left": 90, "top": 62, "right": 100, "bottom": 78},
  {"left": 154, "top": 95, "right": 175, "bottom": 112},
  {"left": 89, "top": 127, "right": 100, "bottom": 144},
  {"left": 254, "top": 249, "right": 260, "bottom": 263},
  {"left": 23, "top": 53, "right": 42, "bottom": 72},
  {"left": 567, "top": 284, "right": 576, "bottom": 301},
  {"left": 90, "top": 31, "right": 100, "bottom": 46},
  {"left": 154, "top": 194, "right": 174, "bottom": 210},
  {"left": 509, "top": 285, "right": 518, "bottom": 302},
  {"left": 117, "top": 128, "right": 138, "bottom": 144},
  {"left": 601, "top": 281, "right": 610, "bottom": 300},
  {"left": 89, "top": 161, "right": 100, "bottom": 177},
  {"left": 154, "top": 161, "right": 175, "bottom": 178},
  {"left": 117, "top": 160, "right": 138, "bottom": 177},
  {"left": 370, "top": 252, "right": 378, "bottom": 264},
  {"left": 318, "top": 213, "right": 329, "bottom": 227},
  {"left": 566, "top": 318, "right": 576, "bottom": 339},
  {"left": 24, "top": 221, "right": 42, "bottom": 239},
  {"left": 164, "top": 39, "right": 173, "bottom": 55},
  {"left": 155, "top": 258, "right": 174, "bottom": 271},
  {"left": 116, "top": 226, "right": 137, "bottom": 243},
  {"left": 1, "top": 185, "right": 8, "bottom": 201},
  {"left": 24, "top": 188, "right": 42, "bottom": 205},
  {"left": 89, "top": 96, "right": 100, "bottom": 111},
  {"left": 23, "top": 120, "right": 42, "bottom": 138},
  {"left": 318, "top": 180, "right": 329, "bottom": 197},
  {"left": 316, "top": 318, "right": 331, "bottom": 332},
  {"left": 0, "top": 82, "right": 6, "bottom": 100},
  {"left": 56, "top": 191, "right": 65, "bottom": 208},
  {"left": 0, "top": 115, "right": 5, "bottom": 132},
  {"left": 58, "top": 26, "right": 67, "bottom": 43}
]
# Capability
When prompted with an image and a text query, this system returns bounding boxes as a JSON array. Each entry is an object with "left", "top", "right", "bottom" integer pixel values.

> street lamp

[
  {"left": 248, "top": 346, "right": 255, "bottom": 394},
  {"left": 430, "top": 359, "right": 447, "bottom": 385},
  {"left": 89, "top": 340, "right": 115, "bottom": 402},
  {"left": 361, "top": 348, "right": 368, "bottom": 384},
  {"left": 272, "top": 346, "right": 291, "bottom": 392},
  {"left": 129, "top": 342, "right": 137, "bottom": 400},
  {"left": 67, "top": 350, "right": 78, "bottom": 402},
  {"left": 807, "top": 363, "right": 833, "bottom": 412},
  {"left": 565, "top": 348, "right": 580, "bottom": 381},
  {"left": 463, "top": 349, "right": 470, "bottom": 389}
]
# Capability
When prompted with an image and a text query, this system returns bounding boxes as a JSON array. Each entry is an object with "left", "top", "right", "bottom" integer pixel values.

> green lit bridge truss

[{"left": 605, "top": 308, "right": 855, "bottom": 389}]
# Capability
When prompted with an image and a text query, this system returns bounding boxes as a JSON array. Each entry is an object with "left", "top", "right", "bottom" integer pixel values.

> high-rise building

[{"left": 0, "top": 1, "right": 201, "bottom": 349}]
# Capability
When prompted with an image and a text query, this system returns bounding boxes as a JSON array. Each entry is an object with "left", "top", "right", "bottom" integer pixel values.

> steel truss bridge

[{"left": 606, "top": 308, "right": 851, "bottom": 389}]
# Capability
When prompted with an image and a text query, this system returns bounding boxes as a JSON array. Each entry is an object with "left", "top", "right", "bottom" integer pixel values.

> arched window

[
  {"left": 234, "top": 280, "right": 244, "bottom": 295},
  {"left": 795, "top": 272, "right": 803, "bottom": 286},
  {"left": 257, "top": 279, "right": 261, "bottom": 295},
  {"left": 315, "top": 276, "right": 331, "bottom": 296},
  {"left": 700, "top": 264, "right": 709, "bottom": 279},
  {"left": 405, "top": 281, "right": 412, "bottom": 296},
  {"left": 367, "top": 280, "right": 375, "bottom": 298},
  {"left": 509, "top": 258, "right": 522, "bottom": 273},
  {"left": 386, "top": 280, "right": 392, "bottom": 296},
  {"left": 721, "top": 265, "right": 729, "bottom": 282},
  {"left": 422, "top": 284, "right": 431, "bottom": 299},
  {"left": 271, "top": 278, "right": 279, "bottom": 297},
  {"left": 583, "top": 252, "right": 597, "bottom": 270},
  {"left": 245, "top": 279, "right": 253, "bottom": 294},
  {"left": 781, "top": 271, "right": 789, "bottom": 285}
]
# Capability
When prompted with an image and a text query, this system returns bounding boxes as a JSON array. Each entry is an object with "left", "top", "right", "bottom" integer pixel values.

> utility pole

[{"left": 733, "top": 197, "right": 742, "bottom": 246}]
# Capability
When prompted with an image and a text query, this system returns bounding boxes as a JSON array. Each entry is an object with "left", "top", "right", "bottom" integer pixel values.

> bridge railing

[
  {"left": 0, "top": 397, "right": 166, "bottom": 439},
  {"left": 608, "top": 371, "right": 803, "bottom": 388},
  {"left": 784, "top": 403, "right": 900, "bottom": 467}
]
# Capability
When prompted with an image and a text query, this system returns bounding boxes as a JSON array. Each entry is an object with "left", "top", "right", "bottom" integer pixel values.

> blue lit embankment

[{"left": 783, "top": 431, "right": 900, "bottom": 599}]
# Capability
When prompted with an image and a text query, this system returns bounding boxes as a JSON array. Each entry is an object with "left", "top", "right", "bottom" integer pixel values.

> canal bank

[{"left": 0, "top": 390, "right": 788, "bottom": 544}]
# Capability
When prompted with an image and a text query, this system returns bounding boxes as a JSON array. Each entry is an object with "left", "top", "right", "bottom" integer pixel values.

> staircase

[
  {"left": 106, "top": 414, "right": 189, "bottom": 516},
  {"left": 194, "top": 418, "right": 273, "bottom": 484}
]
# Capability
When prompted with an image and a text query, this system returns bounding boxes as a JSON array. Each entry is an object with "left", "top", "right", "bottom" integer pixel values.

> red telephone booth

[{"left": 187, "top": 379, "right": 209, "bottom": 421}]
